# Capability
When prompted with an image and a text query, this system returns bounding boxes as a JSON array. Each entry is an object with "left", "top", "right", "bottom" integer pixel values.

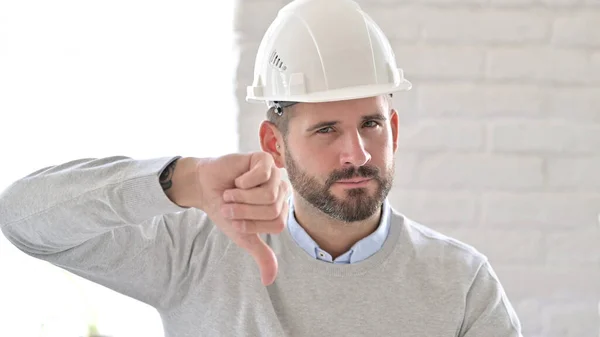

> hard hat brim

[{"left": 246, "top": 80, "right": 412, "bottom": 104}]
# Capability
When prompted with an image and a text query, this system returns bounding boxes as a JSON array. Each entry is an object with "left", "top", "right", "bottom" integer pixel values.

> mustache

[{"left": 325, "top": 165, "right": 381, "bottom": 186}]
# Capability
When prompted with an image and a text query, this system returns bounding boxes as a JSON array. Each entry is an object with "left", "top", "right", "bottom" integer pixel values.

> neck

[{"left": 291, "top": 191, "right": 383, "bottom": 259}]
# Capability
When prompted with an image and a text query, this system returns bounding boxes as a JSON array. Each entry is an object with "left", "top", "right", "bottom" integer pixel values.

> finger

[
  {"left": 231, "top": 201, "right": 289, "bottom": 234},
  {"left": 223, "top": 168, "right": 280, "bottom": 205},
  {"left": 234, "top": 154, "right": 274, "bottom": 189},
  {"left": 221, "top": 183, "right": 287, "bottom": 221},
  {"left": 235, "top": 234, "right": 278, "bottom": 286}
]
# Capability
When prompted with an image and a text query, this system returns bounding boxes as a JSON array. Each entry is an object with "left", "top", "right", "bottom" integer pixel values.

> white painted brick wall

[
  {"left": 553, "top": 12, "right": 600, "bottom": 47},
  {"left": 547, "top": 157, "right": 600, "bottom": 188},
  {"left": 487, "top": 47, "right": 600, "bottom": 84},
  {"left": 234, "top": 1, "right": 600, "bottom": 335},
  {"left": 395, "top": 45, "right": 487, "bottom": 80},
  {"left": 414, "top": 154, "right": 545, "bottom": 189},
  {"left": 388, "top": 189, "right": 478, "bottom": 225},
  {"left": 491, "top": 121, "right": 600, "bottom": 154},
  {"left": 420, "top": 9, "right": 550, "bottom": 43},
  {"left": 397, "top": 120, "right": 485, "bottom": 151},
  {"left": 483, "top": 192, "right": 600, "bottom": 228}
]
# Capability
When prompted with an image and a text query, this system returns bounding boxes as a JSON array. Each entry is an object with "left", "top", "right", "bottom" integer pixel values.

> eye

[
  {"left": 316, "top": 126, "right": 334, "bottom": 134},
  {"left": 363, "top": 120, "right": 380, "bottom": 128}
]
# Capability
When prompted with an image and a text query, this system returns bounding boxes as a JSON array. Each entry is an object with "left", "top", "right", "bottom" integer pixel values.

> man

[{"left": 0, "top": 0, "right": 523, "bottom": 336}]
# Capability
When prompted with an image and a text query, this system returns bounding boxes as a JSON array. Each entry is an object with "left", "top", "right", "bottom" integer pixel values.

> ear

[
  {"left": 390, "top": 108, "right": 399, "bottom": 153},
  {"left": 259, "top": 120, "right": 286, "bottom": 168}
]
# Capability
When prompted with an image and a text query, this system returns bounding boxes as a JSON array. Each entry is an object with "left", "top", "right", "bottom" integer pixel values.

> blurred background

[{"left": 1, "top": 0, "right": 599, "bottom": 336}]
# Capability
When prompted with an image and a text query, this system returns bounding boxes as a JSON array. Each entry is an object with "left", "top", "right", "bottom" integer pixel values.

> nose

[{"left": 339, "top": 130, "right": 371, "bottom": 167}]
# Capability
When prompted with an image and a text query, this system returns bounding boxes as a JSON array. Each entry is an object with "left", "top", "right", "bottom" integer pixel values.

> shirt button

[{"left": 318, "top": 252, "right": 325, "bottom": 258}]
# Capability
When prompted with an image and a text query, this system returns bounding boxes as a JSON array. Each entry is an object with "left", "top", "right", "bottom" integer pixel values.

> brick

[
  {"left": 236, "top": 42, "right": 260, "bottom": 84},
  {"left": 393, "top": 152, "right": 419, "bottom": 186},
  {"left": 552, "top": 13, "right": 600, "bottom": 47},
  {"left": 387, "top": 189, "right": 478, "bottom": 225},
  {"left": 541, "top": 0, "right": 583, "bottom": 6},
  {"left": 546, "top": 229, "right": 600, "bottom": 266},
  {"left": 514, "top": 299, "right": 543, "bottom": 335},
  {"left": 237, "top": 104, "right": 266, "bottom": 153},
  {"left": 486, "top": 47, "right": 599, "bottom": 84},
  {"left": 592, "top": 51, "right": 600, "bottom": 81},
  {"left": 488, "top": 0, "right": 537, "bottom": 6},
  {"left": 494, "top": 265, "right": 600, "bottom": 299},
  {"left": 234, "top": 0, "right": 280, "bottom": 39},
  {"left": 389, "top": 89, "right": 418, "bottom": 124},
  {"left": 490, "top": 121, "right": 600, "bottom": 154},
  {"left": 414, "top": 154, "right": 544, "bottom": 190},
  {"left": 542, "top": 301, "right": 600, "bottom": 337},
  {"left": 442, "top": 228, "right": 545, "bottom": 264},
  {"left": 417, "top": 83, "right": 543, "bottom": 118},
  {"left": 366, "top": 6, "right": 420, "bottom": 41},
  {"left": 541, "top": 87, "right": 600, "bottom": 123},
  {"left": 482, "top": 192, "right": 600, "bottom": 229},
  {"left": 417, "top": 84, "right": 600, "bottom": 122},
  {"left": 422, "top": 9, "right": 549, "bottom": 44},
  {"left": 489, "top": 0, "right": 583, "bottom": 6},
  {"left": 396, "top": 120, "right": 485, "bottom": 151},
  {"left": 547, "top": 157, "right": 600, "bottom": 189},
  {"left": 393, "top": 45, "right": 485, "bottom": 80}
]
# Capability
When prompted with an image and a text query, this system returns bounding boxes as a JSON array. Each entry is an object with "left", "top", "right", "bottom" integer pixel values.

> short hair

[{"left": 266, "top": 105, "right": 293, "bottom": 138}]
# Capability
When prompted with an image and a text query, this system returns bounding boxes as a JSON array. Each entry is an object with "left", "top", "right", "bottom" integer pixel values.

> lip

[
  {"left": 335, "top": 178, "right": 373, "bottom": 186},
  {"left": 337, "top": 177, "right": 371, "bottom": 183}
]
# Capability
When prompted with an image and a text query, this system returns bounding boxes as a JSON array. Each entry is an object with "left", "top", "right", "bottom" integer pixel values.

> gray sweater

[{"left": 0, "top": 156, "right": 523, "bottom": 336}]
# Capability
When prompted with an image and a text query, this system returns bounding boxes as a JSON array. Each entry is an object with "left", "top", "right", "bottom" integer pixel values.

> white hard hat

[{"left": 246, "top": 0, "right": 412, "bottom": 107}]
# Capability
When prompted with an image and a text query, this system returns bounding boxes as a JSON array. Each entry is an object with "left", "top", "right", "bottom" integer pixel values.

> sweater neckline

[{"left": 278, "top": 208, "right": 403, "bottom": 277}]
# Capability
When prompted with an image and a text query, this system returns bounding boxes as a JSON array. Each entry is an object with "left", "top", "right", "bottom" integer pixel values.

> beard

[{"left": 285, "top": 146, "right": 394, "bottom": 222}]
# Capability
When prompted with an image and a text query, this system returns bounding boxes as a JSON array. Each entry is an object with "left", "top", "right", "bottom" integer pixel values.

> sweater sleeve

[
  {"left": 0, "top": 156, "right": 229, "bottom": 311},
  {"left": 458, "top": 260, "right": 523, "bottom": 337}
]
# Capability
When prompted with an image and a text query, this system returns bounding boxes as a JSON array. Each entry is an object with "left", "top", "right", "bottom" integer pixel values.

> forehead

[{"left": 291, "top": 96, "right": 388, "bottom": 121}]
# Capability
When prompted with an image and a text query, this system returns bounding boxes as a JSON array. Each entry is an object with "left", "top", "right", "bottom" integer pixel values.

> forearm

[
  {"left": 0, "top": 156, "right": 222, "bottom": 309},
  {"left": 0, "top": 156, "right": 187, "bottom": 253}
]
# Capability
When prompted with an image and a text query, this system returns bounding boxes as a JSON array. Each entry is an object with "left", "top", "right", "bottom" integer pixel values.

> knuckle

[
  {"left": 232, "top": 204, "right": 247, "bottom": 219},
  {"left": 242, "top": 220, "right": 254, "bottom": 233},
  {"left": 225, "top": 191, "right": 237, "bottom": 203},
  {"left": 264, "top": 167, "right": 273, "bottom": 179},
  {"left": 228, "top": 205, "right": 239, "bottom": 218},
  {"left": 262, "top": 151, "right": 274, "bottom": 163},
  {"left": 231, "top": 220, "right": 244, "bottom": 232},
  {"left": 256, "top": 169, "right": 270, "bottom": 182},
  {"left": 267, "top": 205, "right": 279, "bottom": 219},
  {"left": 263, "top": 189, "right": 277, "bottom": 203}
]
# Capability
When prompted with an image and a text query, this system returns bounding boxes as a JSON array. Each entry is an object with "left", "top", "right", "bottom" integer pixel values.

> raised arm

[{"left": 0, "top": 152, "right": 289, "bottom": 310}]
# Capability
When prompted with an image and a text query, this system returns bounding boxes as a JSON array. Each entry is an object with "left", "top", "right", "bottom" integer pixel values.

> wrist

[{"left": 161, "top": 157, "right": 203, "bottom": 209}]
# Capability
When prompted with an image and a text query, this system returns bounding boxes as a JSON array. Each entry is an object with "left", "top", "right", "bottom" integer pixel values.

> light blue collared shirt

[{"left": 286, "top": 196, "right": 391, "bottom": 264}]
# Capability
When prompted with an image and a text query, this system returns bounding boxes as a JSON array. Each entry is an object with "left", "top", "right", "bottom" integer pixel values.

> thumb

[{"left": 235, "top": 234, "right": 278, "bottom": 286}]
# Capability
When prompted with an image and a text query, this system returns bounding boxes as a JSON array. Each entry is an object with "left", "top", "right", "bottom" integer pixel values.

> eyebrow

[{"left": 305, "top": 113, "right": 388, "bottom": 132}]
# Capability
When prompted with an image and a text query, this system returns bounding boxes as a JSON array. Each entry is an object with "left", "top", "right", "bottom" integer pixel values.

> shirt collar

[{"left": 286, "top": 196, "right": 391, "bottom": 264}]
